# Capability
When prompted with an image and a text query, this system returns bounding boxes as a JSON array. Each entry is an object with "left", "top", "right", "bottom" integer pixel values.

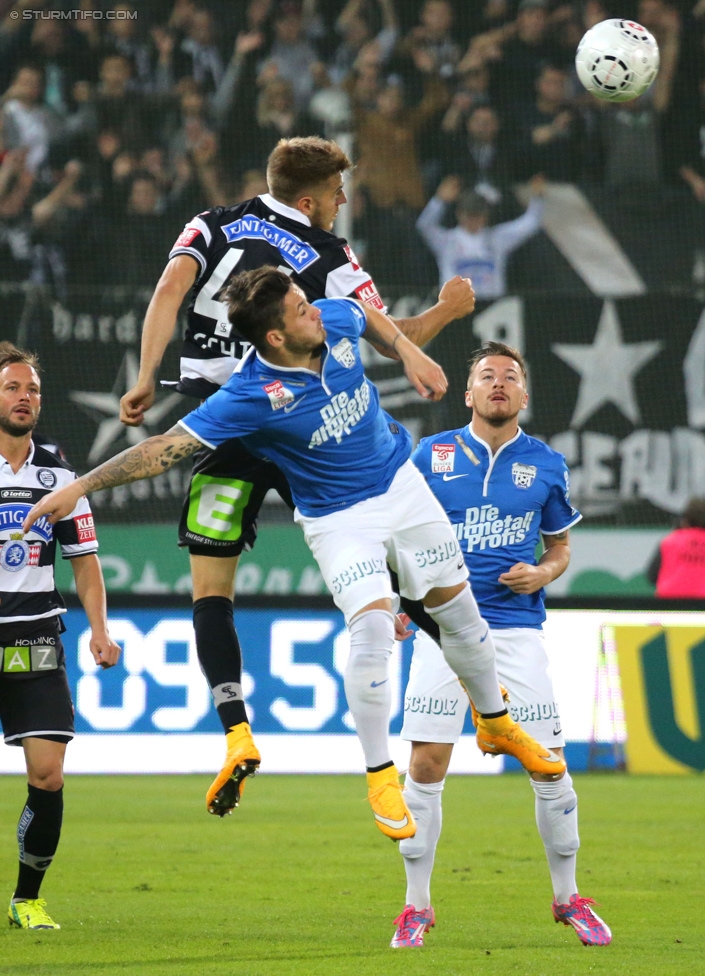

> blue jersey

[
  {"left": 180, "top": 298, "right": 411, "bottom": 517},
  {"left": 412, "top": 426, "right": 581, "bottom": 628}
]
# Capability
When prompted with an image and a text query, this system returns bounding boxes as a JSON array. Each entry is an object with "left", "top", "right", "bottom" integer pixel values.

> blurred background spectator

[
  {"left": 0, "top": 0, "right": 702, "bottom": 299},
  {"left": 647, "top": 498, "right": 705, "bottom": 597}
]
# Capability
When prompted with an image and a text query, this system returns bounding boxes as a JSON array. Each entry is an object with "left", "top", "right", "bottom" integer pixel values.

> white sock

[
  {"left": 398, "top": 775, "right": 444, "bottom": 910},
  {"left": 344, "top": 609, "right": 395, "bottom": 769},
  {"left": 426, "top": 586, "right": 504, "bottom": 714},
  {"left": 531, "top": 773, "right": 580, "bottom": 905}
]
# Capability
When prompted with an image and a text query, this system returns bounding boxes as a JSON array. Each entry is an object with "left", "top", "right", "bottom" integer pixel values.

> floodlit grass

[{"left": 0, "top": 773, "right": 702, "bottom": 976}]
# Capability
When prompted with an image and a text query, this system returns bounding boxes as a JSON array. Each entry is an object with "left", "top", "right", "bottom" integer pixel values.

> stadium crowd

[{"left": 1, "top": 0, "right": 704, "bottom": 294}]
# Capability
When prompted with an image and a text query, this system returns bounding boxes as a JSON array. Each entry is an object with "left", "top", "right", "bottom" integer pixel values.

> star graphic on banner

[
  {"left": 551, "top": 301, "right": 662, "bottom": 428},
  {"left": 70, "top": 351, "right": 183, "bottom": 464}
]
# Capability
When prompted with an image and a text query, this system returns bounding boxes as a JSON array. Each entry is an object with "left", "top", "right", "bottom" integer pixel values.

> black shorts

[
  {"left": 0, "top": 617, "right": 74, "bottom": 746},
  {"left": 178, "top": 439, "right": 294, "bottom": 558}
]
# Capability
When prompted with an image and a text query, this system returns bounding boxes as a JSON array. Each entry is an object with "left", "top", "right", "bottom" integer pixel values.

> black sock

[
  {"left": 366, "top": 760, "right": 394, "bottom": 773},
  {"left": 479, "top": 708, "right": 509, "bottom": 720},
  {"left": 192, "top": 596, "right": 248, "bottom": 732},
  {"left": 14, "top": 785, "right": 63, "bottom": 901}
]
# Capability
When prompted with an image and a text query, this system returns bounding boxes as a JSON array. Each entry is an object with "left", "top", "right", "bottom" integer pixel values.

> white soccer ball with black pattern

[{"left": 575, "top": 19, "right": 659, "bottom": 102}]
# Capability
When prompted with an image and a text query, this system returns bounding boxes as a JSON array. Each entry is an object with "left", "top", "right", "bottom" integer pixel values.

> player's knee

[
  {"left": 427, "top": 587, "right": 493, "bottom": 675},
  {"left": 28, "top": 769, "right": 64, "bottom": 792},
  {"left": 410, "top": 746, "right": 451, "bottom": 784}
]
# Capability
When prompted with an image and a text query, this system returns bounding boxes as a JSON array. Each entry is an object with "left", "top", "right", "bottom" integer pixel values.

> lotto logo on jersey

[
  {"left": 74, "top": 514, "right": 97, "bottom": 543},
  {"left": 173, "top": 226, "right": 201, "bottom": 248},
  {"left": 354, "top": 281, "right": 384, "bottom": 310},
  {"left": 431, "top": 444, "right": 455, "bottom": 473},
  {"left": 263, "top": 380, "right": 295, "bottom": 410}
]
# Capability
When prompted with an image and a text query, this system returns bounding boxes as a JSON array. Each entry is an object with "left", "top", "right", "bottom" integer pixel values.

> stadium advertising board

[
  {"left": 613, "top": 626, "right": 705, "bottom": 773},
  {"left": 1, "top": 605, "right": 703, "bottom": 776},
  {"left": 31, "top": 293, "right": 705, "bottom": 528}
]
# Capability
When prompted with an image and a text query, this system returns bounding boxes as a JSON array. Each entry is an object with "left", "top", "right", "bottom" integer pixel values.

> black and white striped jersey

[
  {"left": 0, "top": 443, "right": 98, "bottom": 623},
  {"left": 168, "top": 192, "right": 385, "bottom": 399}
]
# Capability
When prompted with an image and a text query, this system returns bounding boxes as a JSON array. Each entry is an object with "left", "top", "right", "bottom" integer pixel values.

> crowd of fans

[{"left": 1, "top": 0, "right": 704, "bottom": 295}]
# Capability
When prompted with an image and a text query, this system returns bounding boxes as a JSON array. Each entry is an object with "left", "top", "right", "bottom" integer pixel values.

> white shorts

[
  {"left": 401, "top": 627, "right": 564, "bottom": 749},
  {"left": 294, "top": 460, "right": 468, "bottom": 621}
]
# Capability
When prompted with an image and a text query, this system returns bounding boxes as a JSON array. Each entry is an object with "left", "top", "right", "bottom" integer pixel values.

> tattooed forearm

[{"left": 78, "top": 426, "right": 201, "bottom": 494}]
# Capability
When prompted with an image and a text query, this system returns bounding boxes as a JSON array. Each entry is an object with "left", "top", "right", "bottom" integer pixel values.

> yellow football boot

[
  {"left": 475, "top": 712, "right": 566, "bottom": 777},
  {"left": 366, "top": 764, "right": 416, "bottom": 840},
  {"left": 207, "top": 722, "right": 261, "bottom": 816},
  {"left": 8, "top": 898, "right": 60, "bottom": 930}
]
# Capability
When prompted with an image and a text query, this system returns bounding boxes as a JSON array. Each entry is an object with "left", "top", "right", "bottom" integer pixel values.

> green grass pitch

[{"left": 0, "top": 772, "right": 702, "bottom": 976}]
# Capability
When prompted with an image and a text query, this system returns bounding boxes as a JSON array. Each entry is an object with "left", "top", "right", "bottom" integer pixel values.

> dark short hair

[
  {"left": 467, "top": 341, "right": 527, "bottom": 387},
  {"left": 222, "top": 267, "right": 293, "bottom": 353},
  {"left": 683, "top": 497, "right": 705, "bottom": 529},
  {"left": 266, "top": 137, "right": 351, "bottom": 204},
  {"left": 0, "top": 341, "right": 40, "bottom": 375}
]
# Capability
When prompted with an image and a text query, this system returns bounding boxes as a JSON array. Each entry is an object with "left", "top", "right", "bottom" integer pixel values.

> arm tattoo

[{"left": 79, "top": 425, "right": 201, "bottom": 494}]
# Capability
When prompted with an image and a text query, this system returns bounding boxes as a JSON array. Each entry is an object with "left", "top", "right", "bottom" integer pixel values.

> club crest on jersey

[
  {"left": 331, "top": 337, "right": 355, "bottom": 369},
  {"left": 512, "top": 462, "right": 537, "bottom": 489},
  {"left": 36, "top": 468, "right": 57, "bottom": 489},
  {"left": 0, "top": 537, "right": 30, "bottom": 573},
  {"left": 432, "top": 444, "right": 455, "bottom": 473},
  {"left": 263, "top": 380, "right": 295, "bottom": 410}
]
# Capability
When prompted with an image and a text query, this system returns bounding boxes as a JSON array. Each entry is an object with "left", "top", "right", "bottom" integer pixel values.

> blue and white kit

[
  {"left": 181, "top": 298, "right": 469, "bottom": 619},
  {"left": 180, "top": 298, "right": 411, "bottom": 518},
  {"left": 403, "top": 425, "right": 581, "bottom": 747}
]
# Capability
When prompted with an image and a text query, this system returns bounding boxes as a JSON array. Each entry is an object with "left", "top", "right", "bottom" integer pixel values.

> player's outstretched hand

[
  {"left": 22, "top": 482, "right": 84, "bottom": 532},
  {"left": 498, "top": 562, "right": 551, "bottom": 595},
  {"left": 120, "top": 381, "right": 155, "bottom": 426},
  {"left": 438, "top": 275, "right": 476, "bottom": 320},
  {"left": 399, "top": 341, "right": 448, "bottom": 401},
  {"left": 89, "top": 632, "right": 122, "bottom": 669}
]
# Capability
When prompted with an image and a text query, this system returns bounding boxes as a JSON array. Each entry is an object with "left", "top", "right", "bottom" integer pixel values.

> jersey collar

[
  {"left": 465, "top": 424, "right": 523, "bottom": 459},
  {"left": 258, "top": 193, "right": 311, "bottom": 227},
  {"left": 0, "top": 438, "right": 35, "bottom": 473}
]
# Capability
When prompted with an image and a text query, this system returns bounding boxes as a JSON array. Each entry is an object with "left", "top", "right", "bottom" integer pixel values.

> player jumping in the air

[
  {"left": 118, "top": 136, "right": 477, "bottom": 817},
  {"left": 25, "top": 272, "right": 565, "bottom": 842},
  {"left": 388, "top": 341, "right": 611, "bottom": 948}
]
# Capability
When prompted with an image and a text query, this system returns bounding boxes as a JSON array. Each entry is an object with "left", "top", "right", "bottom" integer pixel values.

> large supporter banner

[
  {"left": 613, "top": 625, "right": 705, "bottom": 774},
  {"left": 28, "top": 292, "right": 705, "bottom": 525},
  {"left": 3, "top": 606, "right": 703, "bottom": 776}
]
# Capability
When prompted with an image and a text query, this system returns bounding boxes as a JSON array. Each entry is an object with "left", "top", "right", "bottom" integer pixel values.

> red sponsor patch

[
  {"left": 344, "top": 244, "right": 360, "bottom": 271},
  {"left": 28, "top": 544, "right": 41, "bottom": 566},
  {"left": 263, "top": 380, "right": 294, "bottom": 410},
  {"left": 355, "top": 280, "right": 384, "bottom": 310},
  {"left": 173, "top": 226, "right": 200, "bottom": 249},
  {"left": 74, "top": 514, "right": 97, "bottom": 544},
  {"left": 431, "top": 444, "right": 455, "bottom": 473}
]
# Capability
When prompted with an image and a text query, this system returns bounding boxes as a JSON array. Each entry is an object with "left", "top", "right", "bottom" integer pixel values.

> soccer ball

[{"left": 575, "top": 19, "right": 660, "bottom": 103}]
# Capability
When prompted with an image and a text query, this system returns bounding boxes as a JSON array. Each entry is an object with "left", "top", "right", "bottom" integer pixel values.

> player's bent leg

[
  {"left": 349, "top": 600, "right": 416, "bottom": 841},
  {"left": 9, "top": 738, "right": 66, "bottom": 931},
  {"left": 424, "top": 585, "right": 565, "bottom": 777}
]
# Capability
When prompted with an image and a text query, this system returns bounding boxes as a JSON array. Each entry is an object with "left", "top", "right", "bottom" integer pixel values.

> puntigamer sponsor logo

[
  {"left": 453, "top": 504, "right": 535, "bottom": 552},
  {"left": 221, "top": 217, "right": 320, "bottom": 272},
  {"left": 0, "top": 505, "right": 53, "bottom": 543},
  {"left": 309, "top": 383, "right": 371, "bottom": 448}
]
